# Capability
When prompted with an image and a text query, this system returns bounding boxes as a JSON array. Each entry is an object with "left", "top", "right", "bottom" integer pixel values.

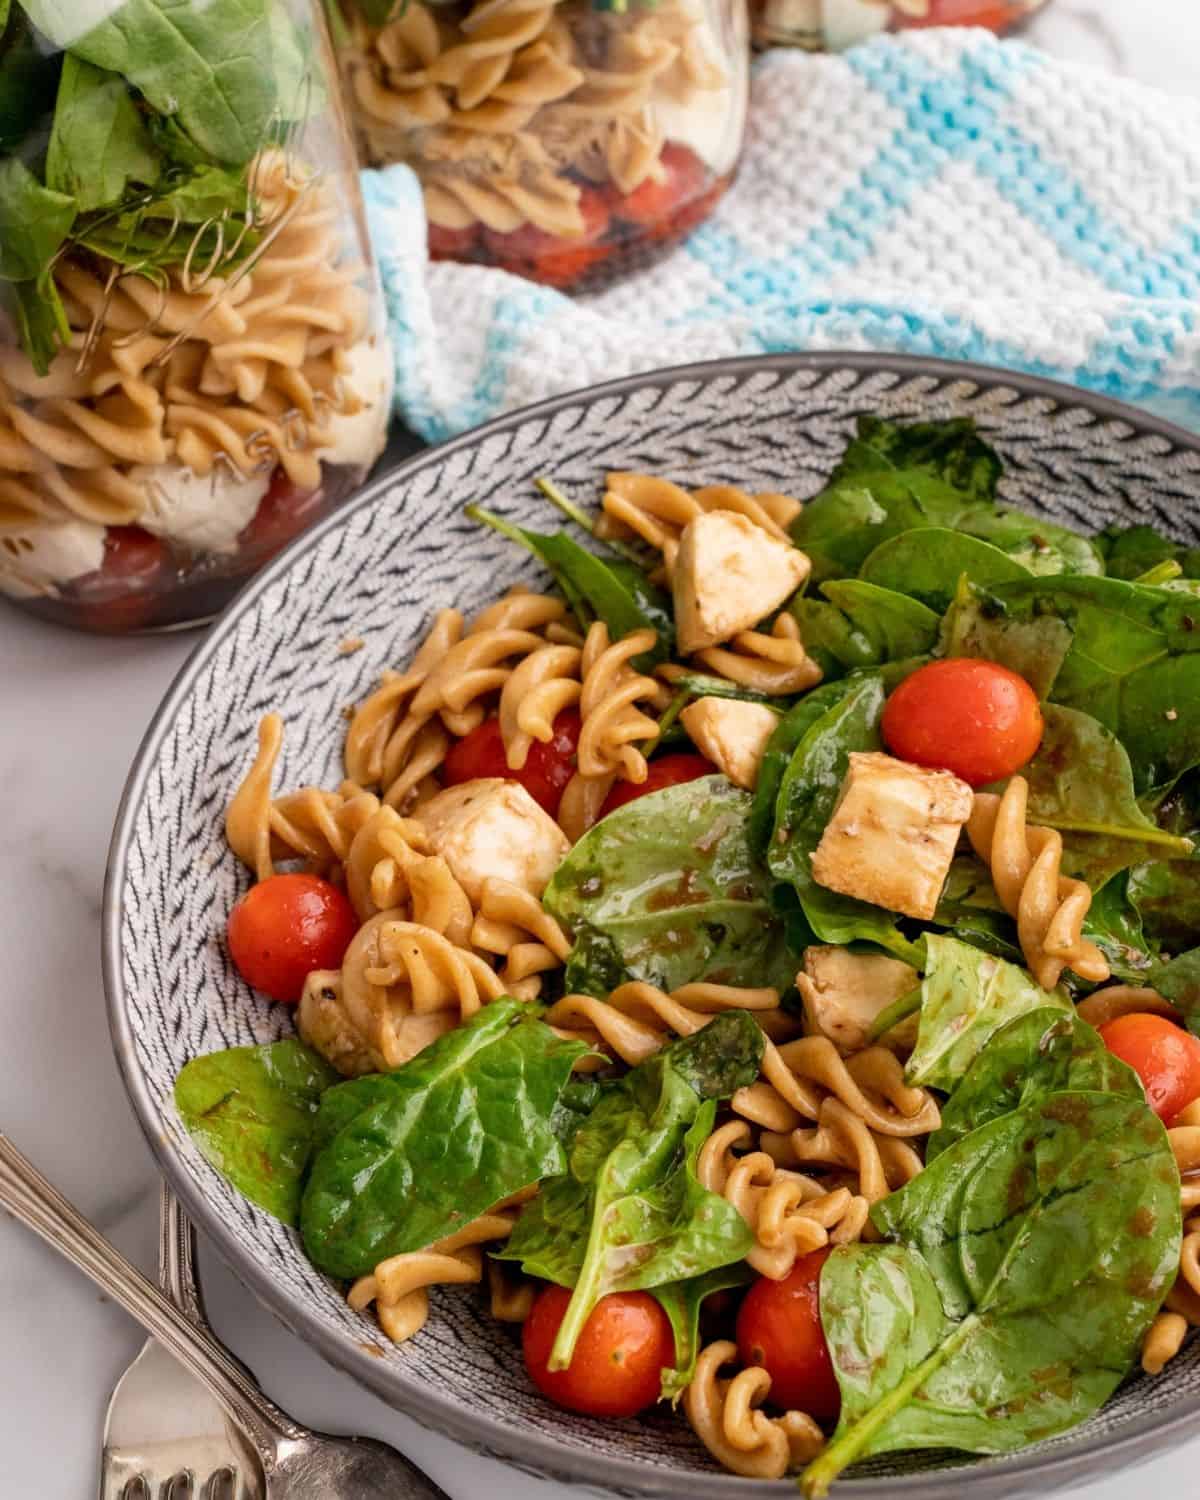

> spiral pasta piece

[
  {"left": 968, "top": 778, "right": 1111, "bottom": 990},
  {"left": 683, "top": 1342, "right": 824, "bottom": 1479},
  {"left": 498, "top": 642, "right": 582, "bottom": 769},
  {"left": 1142, "top": 1311, "right": 1190, "bottom": 1374},
  {"left": 686, "top": 614, "right": 822, "bottom": 696},
  {"left": 698, "top": 1120, "right": 869, "bottom": 1279},
  {"left": 1076, "top": 986, "right": 1181, "bottom": 1029},
  {"left": 576, "top": 621, "right": 666, "bottom": 782},
  {"left": 348, "top": 1208, "right": 520, "bottom": 1344},
  {"left": 761, "top": 1096, "right": 926, "bottom": 1205},
  {"left": 470, "top": 876, "right": 572, "bottom": 998},
  {"left": 556, "top": 766, "right": 616, "bottom": 843}
]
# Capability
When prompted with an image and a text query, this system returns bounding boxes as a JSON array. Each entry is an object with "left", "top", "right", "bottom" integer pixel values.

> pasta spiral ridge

[
  {"left": 576, "top": 621, "right": 666, "bottom": 782},
  {"left": 499, "top": 641, "right": 582, "bottom": 769},
  {"left": 761, "top": 1096, "right": 926, "bottom": 1206},
  {"left": 683, "top": 1341, "right": 824, "bottom": 1480},
  {"left": 680, "top": 613, "right": 822, "bottom": 697},
  {"left": 471, "top": 876, "right": 571, "bottom": 998},
  {"left": 697, "top": 1120, "right": 870, "bottom": 1280},
  {"left": 968, "top": 777, "right": 1111, "bottom": 990}
]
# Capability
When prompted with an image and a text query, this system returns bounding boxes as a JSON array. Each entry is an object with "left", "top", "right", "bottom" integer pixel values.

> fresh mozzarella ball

[
  {"left": 0, "top": 520, "right": 106, "bottom": 598},
  {"left": 318, "top": 338, "right": 394, "bottom": 471},
  {"left": 131, "top": 464, "right": 269, "bottom": 555}
]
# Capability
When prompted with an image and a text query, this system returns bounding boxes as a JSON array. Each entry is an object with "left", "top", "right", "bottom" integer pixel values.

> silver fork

[
  {"left": 0, "top": 1135, "right": 452, "bottom": 1500},
  {"left": 102, "top": 1183, "right": 265, "bottom": 1498}
]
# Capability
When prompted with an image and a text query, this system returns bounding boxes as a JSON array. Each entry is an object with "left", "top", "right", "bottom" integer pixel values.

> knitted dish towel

[{"left": 361, "top": 30, "right": 1200, "bottom": 444}]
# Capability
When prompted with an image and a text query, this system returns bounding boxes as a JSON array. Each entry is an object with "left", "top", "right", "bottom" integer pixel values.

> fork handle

[
  {"left": 0, "top": 1134, "right": 299, "bottom": 1466},
  {"left": 159, "top": 1179, "right": 206, "bottom": 1323}
]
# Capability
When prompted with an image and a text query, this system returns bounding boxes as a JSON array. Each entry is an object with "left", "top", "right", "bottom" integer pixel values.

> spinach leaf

[
  {"left": 789, "top": 579, "right": 938, "bottom": 680},
  {"left": 23, "top": 0, "right": 280, "bottom": 166},
  {"left": 1100, "top": 524, "right": 1200, "bottom": 583},
  {"left": 905, "top": 934, "right": 1070, "bottom": 1090},
  {"left": 174, "top": 1039, "right": 338, "bottom": 1225},
  {"left": 1082, "top": 872, "right": 1158, "bottom": 983},
  {"left": 655, "top": 1264, "right": 755, "bottom": 1402},
  {"left": 805, "top": 1091, "right": 1179, "bottom": 1496},
  {"left": 46, "top": 56, "right": 158, "bottom": 212},
  {"left": 1128, "top": 856, "right": 1200, "bottom": 955},
  {"left": 662, "top": 1008, "right": 767, "bottom": 1098},
  {"left": 832, "top": 415, "right": 1002, "bottom": 500},
  {"left": 927, "top": 1008, "right": 1142, "bottom": 1159},
  {"left": 3, "top": 275, "right": 68, "bottom": 375},
  {"left": 1146, "top": 949, "right": 1200, "bottom": 1036},
  {"left": 858, "top": 527, "right": 1030, "bottom": 611},
  {"left": 469, "top": 504, "right": 672, "bottom": 666},
  {"left": 661, "top": 671, "right": 783, "bottom": 707},
  {"left": 0, "top": 157, "right": 75, "bottom": 281},
  {"left": 300, "top": 1002, "right": 588, "bottom": 1278},
  {"left": 544, "top": 775, "right": 798, "bottom": 994},
  {"left": 748, "top": 679, "right": 858, "bottom": 859},
  {"left": 767, "top": 673, "right": 923, "bottom": 964},
  {"left": 0, "top": 9, "right": 60, "bottom": 155},
  {"left": 978, "top": 576, "right": 1200, "bottom": 793},
  {"left": 498, "top": 1022, "right": 758, "bottom": 1367},
  {"left": 940, "top": 582, "right": 1074, "bottom": 699}
]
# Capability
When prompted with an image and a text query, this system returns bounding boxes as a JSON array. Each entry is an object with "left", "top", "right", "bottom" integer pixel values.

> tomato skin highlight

[
  {"left": 522, "top": 1285, "right": 673, "bottom": 1418},
  {"left": 599, "top": 752, "right": 716, "bottom": 817},
  {"left": 1099, "top": 1013, "right": 1200, "bottom": 1124},
  {"left": 442, "top": 710, "right": 582, "bottom": 816},
  {"left": 735, "top": 1249, "right": 841, "bottom": 1424},
  {"left": 880, "top": 657, "right": 1044, "bottom": 788},
  {"left": 227, "top": 874, "right": 359, "bottom": 1004}
]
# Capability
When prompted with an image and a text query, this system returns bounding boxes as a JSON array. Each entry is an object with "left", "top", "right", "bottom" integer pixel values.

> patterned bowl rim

[{"left": 104, "top": 352, "right": 1200, "bottom": 1499}]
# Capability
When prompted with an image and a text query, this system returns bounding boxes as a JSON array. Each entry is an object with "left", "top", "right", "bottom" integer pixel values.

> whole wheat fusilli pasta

[{"left": 683, "top": 1341, "right": 824, "bottom": 1479}]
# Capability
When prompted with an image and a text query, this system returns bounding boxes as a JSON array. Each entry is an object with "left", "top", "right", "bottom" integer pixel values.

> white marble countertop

[{"left": 4, "top": 4, "right": 1200, "bottom": 1497}]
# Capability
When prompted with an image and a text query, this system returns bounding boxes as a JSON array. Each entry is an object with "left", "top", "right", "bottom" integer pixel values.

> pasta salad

[{"left": 176, "top": 416, "right": 1200, "bottom": 1491}]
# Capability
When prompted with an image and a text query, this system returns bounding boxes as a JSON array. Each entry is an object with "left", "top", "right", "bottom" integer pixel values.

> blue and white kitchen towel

[{"left": 362, "top": 30, "right": 1200, "bottom": 444}]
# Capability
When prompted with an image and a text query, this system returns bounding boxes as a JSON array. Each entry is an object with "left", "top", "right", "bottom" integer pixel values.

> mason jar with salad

[
  {"left": 0, "top": 0, "right": 394, "bottom": 632},
  {"left": 751, "top": 0, "right": 1050, "bottom": 51}
]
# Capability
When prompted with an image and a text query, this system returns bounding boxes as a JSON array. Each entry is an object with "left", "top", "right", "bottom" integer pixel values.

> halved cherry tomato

[
  {"left": 443, "top": 710, "right": 582, "bottom": 817},
  {"left": 736, "top": 1249, "right": 840, "bottom": 1424},
  {"left": 239, "top": 466, "right": 324, "bottom": 558},
  {"left": 483, "top": 188, "right": 613, "bottom": 290},
  {"left": 880, "top": 657, "right": 1044, "bottom": 788},
  {"left": 892, "top": 0, "right": 1019, "bottom": 30},
  {"left": 73, "top": 525, "right": 170, "bottom": 631},
  {"left": 615, "top": 144, "right": 710, "bottom": 241},
  {"left": 599, "top": 752, "right": 716, "bottom": 817},
  {"left": 523, "top": 1285, "right": 673, "bottom": 1418},
  {"left": 428, "top": 220, "right": 481, "bottom": 261},
  {"left": 227, "top": 873, "right": 358, "bottom": 1004},
  {"left": 1099, "top": 1013, "right": 1200, "bottom": 1124}
]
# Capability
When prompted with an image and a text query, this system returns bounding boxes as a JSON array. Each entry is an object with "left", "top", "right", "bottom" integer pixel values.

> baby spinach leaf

[
  {"left": 789, "top": 579, "right": 938, "bottom": 680},
  {"left": 3, "top": 275, "right": 68, "bottom": 376},
  {"left": 46, "top": 56, "right": 159, "bottom": 212},
  {"left": 0, "top": 9, "right": 60, "bottom": 155},
  {"left": 23, "top": 0, "right": 279, "bottom": 166},
  {"left": 832, "top": 415, "right": 1003, "bottom": 500},
  {"left": 174, "top": 1039, "right": 338, "bottom": 1226},
  {"left": 1145, "top": 949, "right": 1200, "bottom": 1036},
  {"left": 655, "top": 1263, "right": 756, "bottom": 1402},
  {"left": 544, "top": 775, "right": 797, "bottom": 995},
  {"left": 1100, "top": 524, "right": 1200, "bottom": 583},
  {"left": 1082, "top": 872, "right": 1158, "bottom": 984},
  {"left": 662, "top": 671, "right": 783, "bottom": 707},
  {"left": 905, "top": 934, "right": 1070, "bottom": 1090},
  {"left": 0, "top": 158, "right": 75, "bottom": 281},
  {"left": 805, "top": 1090, "right": 1180, "bottom": 1496},
  {"left": 748, "top": 679, "right": 858, "bottom": 858},
  {"left": 766, "top": 673, "right": 923, "bottom": 964},
  {"left": 663, "top": 1008, "right": 767, "bottom": 1099},
  {"left": 940, "top": 581, "right": 1074, "bottom": 699},
  {"left": 1128, "top": 856, "right": 1200, "bottom": 955},
  {"left": 858, "top": 527, "right": 1031, "bottom": 611},
  {"left": 468, "top": 504, "right": 672, "bottom": 665},
  {"left": 498, "top": 1027, "right": 757, "bottom": 1367},
  {"left": 927, "top": 1008, "right": 1142, "bottom": 1159},
  {"left": 300, "top": 1002, "right": 588, "bottom": 1278}
]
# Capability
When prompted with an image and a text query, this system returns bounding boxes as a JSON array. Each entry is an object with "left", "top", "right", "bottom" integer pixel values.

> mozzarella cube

[
  {"left": 798, "top": 946, "right": 919, "bottom": 1054},
  {"left": 680, "top": 697, "right": 779, "bottom": 790},
  {"left": 414, "top": 778, "right": 569, "bottom": 904},
  {"left": 810, "top": 752, "right": 972, "bottom": 921},
  {"left": 673, "top": 510, "right": 811, "bottom": 654}
]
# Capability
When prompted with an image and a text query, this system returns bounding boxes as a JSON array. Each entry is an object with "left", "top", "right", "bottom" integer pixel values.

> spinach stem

[
  {"left": 647, "top": 689, "right": 688, "bottom": 755},
  {"left": 1134, "top": 559, "right": 1184, "bottom": 587},
  {"left": 536, "top": 477, "right": 648, "bottom": 566},
  {"left": 866, "top": 984, "right": 924, "bottom": 1043},
  {"left": 1035, "top": 818, "right": 1193, "bottom": 855},
  {"left": 465, "top": 502, "right": 529, "bottom": 553}
]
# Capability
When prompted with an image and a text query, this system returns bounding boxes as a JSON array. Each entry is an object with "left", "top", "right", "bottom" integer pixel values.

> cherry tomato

[
  {"left": 615, "top": 145, "right": 710, "bottom": 240},
  {"left": 892, "top": 0, "right": 1019, "bottom": 28},
  {"left": 736, "top": 1249, "right": 840, "bottom": 1424},
  {"left": 428, "top": 220, "right": 481, "bottom": 261},
  {"left": 483, "top": 188, "right": 613, "bottom": 290},
  {"left": 522, "top": 1285, "right": 673, "bottom": 1418},
  {"left": 239, "top": 466, "right": 324, "bottom": 558},
  {"left": 227, "top": 873, "right": 358, "bottom": 1004},
  {"left": 443, "top": 710, "right": 582, "bottom": 817},
  {"left": 1099, "top": 1013, "right": 1200, "bottom": 1124},
  {"left": 72, "top": 525, "right": 170, "bottom": 631},
  {"left": 880, "top": 657, "right": 1044, "bottom": 788},
  {"left": 599, "top": 752, "right": 716, "bottom": 817}
]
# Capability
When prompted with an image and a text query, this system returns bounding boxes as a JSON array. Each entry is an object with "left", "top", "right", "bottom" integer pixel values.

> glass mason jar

[
  {"left": 751, "top": 0, "right": 1049, "bottom": 50},
  {"left": 0, "top": 0, "right": 393, "bottom": 633},
  {"left": 332, "top": 0, "right": 748, "bottom": 290}
]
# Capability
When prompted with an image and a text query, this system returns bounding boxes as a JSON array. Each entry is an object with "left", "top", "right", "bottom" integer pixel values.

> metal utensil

[
  {"left": 102, "top": 1183, "right": 265, "bottom": 1498},
  {"left": 0, "top": 1135, "right": 452, "bottom": 1500}
]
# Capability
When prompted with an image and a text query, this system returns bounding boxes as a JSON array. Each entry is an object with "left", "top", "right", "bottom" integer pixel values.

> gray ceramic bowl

[{"left": 105, "top": 354, "right": 1200, "bottom": 1499}]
